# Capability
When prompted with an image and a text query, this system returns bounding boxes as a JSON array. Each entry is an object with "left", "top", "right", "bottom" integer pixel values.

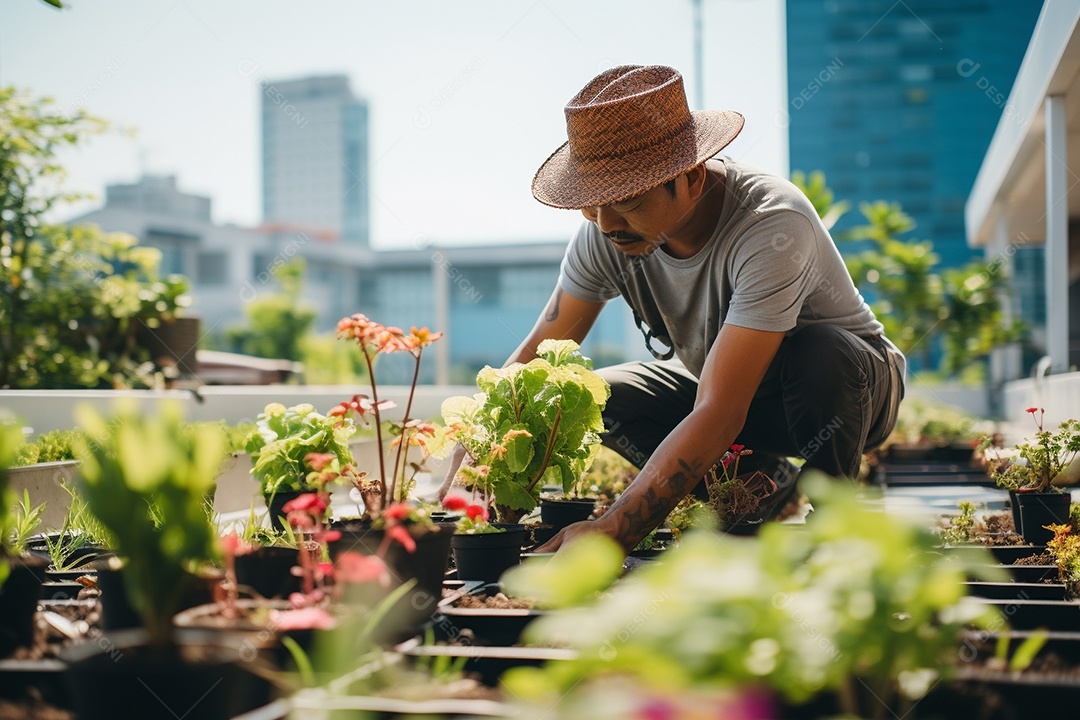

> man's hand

[
  {"left": 535, "top": 517, "right": 625, "bottom": 554},
  {"left": 435, "top": 445, "right": 467, "bottom": 501}
]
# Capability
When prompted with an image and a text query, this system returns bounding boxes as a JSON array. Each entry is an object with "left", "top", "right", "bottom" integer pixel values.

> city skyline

[{"left": 2, "top": 0, "right": 787, "bottom": 249}]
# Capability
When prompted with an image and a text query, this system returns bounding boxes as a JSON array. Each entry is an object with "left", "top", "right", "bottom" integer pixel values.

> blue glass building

[{"left": 786, "top": 0, "right": 1043, "bottom": 268}]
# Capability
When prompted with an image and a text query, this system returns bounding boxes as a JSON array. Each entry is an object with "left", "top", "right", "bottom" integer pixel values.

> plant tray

[
  {"left": 396, "top": 635, "right": 575, "bottom": 687},
  {"left": 990, "top": 563, "right": 1059, "bottom": 584},
  {"left": 968, "top": 599, "right": 1080, "bottom": 631},
  {"left": 963, "top": 581, "right": 1066, "bottom": 602},
  {"left": 434, "top": 582, "right": 545, "bottom": 647}
]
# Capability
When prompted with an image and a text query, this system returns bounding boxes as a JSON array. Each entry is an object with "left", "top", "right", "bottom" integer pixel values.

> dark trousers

[{"left": 597, "top": 324, "right": 905, "bottom": 483}]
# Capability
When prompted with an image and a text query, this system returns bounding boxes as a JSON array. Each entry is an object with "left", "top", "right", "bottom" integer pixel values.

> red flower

[
  {"left": 317, "top": 562, "right": 334, "bottom": 579},
  {"left": 335, "top": 551, "right": 390, "bottom": 585},
  {"left": 729, "top": 444, "right": 745, "bottom": 454},
  {"left": 384, "top": 503, "right": 411, "bottom": 522},
  {"left": 386, "top": 524, "right": 417, "bottom": 553},
  {"left": 322, "top": 530, "right": 342, "bottom": 543},
  {"left": 442, "top": 495, "right": 468, "bottom": 511},
  {"left": 305, "top": 453, "right": 336, "bottom": 471},
  {"left": 1026, "top": 407, "right": 1039, "bottom": 414},
  {"left": 465, "top": 504, "right": 489, "bottom": 522},
  {"left": 283, "top": 493, "right": 327, "bottom": 515}
]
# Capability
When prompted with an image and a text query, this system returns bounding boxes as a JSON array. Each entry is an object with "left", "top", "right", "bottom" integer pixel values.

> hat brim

[{"left": 531, "top": 110, "right": 744, "bottom": 210}]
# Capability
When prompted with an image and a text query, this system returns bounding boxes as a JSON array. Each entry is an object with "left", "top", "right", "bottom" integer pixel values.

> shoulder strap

[{"left": 628, "top": 258, "right": 675, "bottom": 361}]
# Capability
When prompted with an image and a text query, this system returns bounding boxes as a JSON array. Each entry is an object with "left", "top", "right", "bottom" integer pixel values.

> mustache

[{"left": 605, "top": 232, "right": 646, "bottom": 243}]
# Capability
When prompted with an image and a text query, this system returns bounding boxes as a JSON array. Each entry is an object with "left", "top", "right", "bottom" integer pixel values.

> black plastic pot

[
  {"left": 435, "top": 582, "right": 544, "bottom": 647},
  {"left": 0, "top": 555, "right": 47, "bottom": 658},
  {"left": 40, "top": 580, "right": 83, "bottom": 601},
  {"left": 1015, "top": 491, "right": 1072, "bottom": 545},
  {"left": 97, "top": 563, "right": 218, "bottom": 632},
  {"left": 44, "top": 567, "right": 97, "bottom": 584},
  {"left": 1008, "top": 489, "right": 1023, "bottom": 535},
  {"left": 539, "top": 498, "right": 596, "bottom": 530},
  {"left": 963, "top": 581, "right": 1066, "bottom": 602},
  {"left": 397, "top": 635, "right": 573, "bottom": 687},
  {"left": 969, "top": 598, "right": 1080, "bottom": 631},
  {"left": 235, "top": 546, "right": 301, "bottom": 599},
  {"left": 451, "top": 525, "right": 527, "bottom": 584},
  {"left": 63, "top": 628, "right": 272, "bottom": 720},
  {"left": 264, "top": 491, "right": 303, "bottom": 532}
]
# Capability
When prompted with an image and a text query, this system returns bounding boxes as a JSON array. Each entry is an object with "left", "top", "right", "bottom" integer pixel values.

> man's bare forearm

[{"left": 596, "top": 404, "right": 741, "bottom": 551}]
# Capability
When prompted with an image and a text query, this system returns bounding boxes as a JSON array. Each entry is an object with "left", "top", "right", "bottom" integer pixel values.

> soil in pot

[
  {"left": 436, "top": 583, "right": 543, "bottom": 647},
  {"left": 62, "top": 628, "right": 272, "bottom": 720},
  {"left": 451, "top": 525, "right": 527, "bottom": 584},
  {"left": 539, "top": 498, "right": 596, "bottom": 530},
  {"left": 1015, "top": 491, "right": 1072, "bottom": 546},
  {"left": 0, "top": 555, "right": 47, "bottom": 658},
  {"left": 235, "top": 546, "right": 301, "bottom": 599}
]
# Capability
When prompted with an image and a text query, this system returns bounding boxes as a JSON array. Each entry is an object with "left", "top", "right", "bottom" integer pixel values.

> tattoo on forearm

[
  {"left": 544, "top": 287, "right": 563, "bottom": 322},
  {"left": 613, "top": 458, "right": 703, "bottom": 549}
]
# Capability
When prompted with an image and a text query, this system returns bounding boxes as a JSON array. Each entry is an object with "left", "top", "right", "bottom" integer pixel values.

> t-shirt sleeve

[
  {"left": 724, "top": 211, "right": 819, "bottom": 333},
  {"left": 557, "top": 222, "right": 622, "bottom": 303}
]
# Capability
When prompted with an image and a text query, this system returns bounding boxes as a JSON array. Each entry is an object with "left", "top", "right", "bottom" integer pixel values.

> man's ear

[{"left": 684, "top": 163, "right": 708, "bottom": 201}]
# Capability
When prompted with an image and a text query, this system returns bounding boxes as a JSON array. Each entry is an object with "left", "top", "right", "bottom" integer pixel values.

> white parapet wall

[
  {"left": 0, "top": 384, "right": 476, "bottom": 436},
  {"left": 1002, "top": 370, "right": 1080, "bottom": 441}
]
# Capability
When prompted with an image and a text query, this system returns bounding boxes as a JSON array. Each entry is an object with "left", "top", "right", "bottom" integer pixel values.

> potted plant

[
  {"left": 245, "top": 402, "right": 360, "bottom": 530},
  {"left": 443, "top": 495, "right": 527, "bottom": 583},
  {"left": 0, "top": 420, "right": 48, "bottom": 658},
  {"left": 65, "top": 402, "right": 270, "bottom": 719},
  {"left": 702, "top": 444, "right": 778, "bottom": 535},
  {"left": 501, "top": 474, "right": 1002, "bottom": 719},
  {"left": 982, "top": 408, "right": 1079, "bottom": 545},
  {"left": 327, "top": 315, "right": 454, "bottom": 619},
  {"left": 441, "top": 339, "right": 610, "bottom": 525}
]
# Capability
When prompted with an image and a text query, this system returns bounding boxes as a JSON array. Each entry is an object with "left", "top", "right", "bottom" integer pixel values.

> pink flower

[
  {"left": 283, "top": 493, "right": 327, "bottom": 515},
  {"left": 322, "top": 530, "right": 342, "bottom": 543},
  {"left": 335, "top": 551, "right": 390, "bottom": 585},
  {"left": 384, "top": 503, "right": 411, "bottom": 522},
  {"left": 386, "top": 524, "right": 417, "bottom": 553},
  {"left": 305, "top": 453, "right": 336, "bottom": 471},
  {"left": 466, "top": 504, "right": 489, "bottom": 522},
  {"left": 317, "top": 562, "right": 334, "bottom": 579},
  {"left": 271, "top": 606, "right": 336, "bottom": 631},
  {"left": 442, "top": 495, "right": 468, "bottom": 511}
]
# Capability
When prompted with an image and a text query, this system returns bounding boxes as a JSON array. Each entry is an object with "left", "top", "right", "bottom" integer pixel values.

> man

[{"left": 448, "top": 65, "right": 905, "bottom": 553}]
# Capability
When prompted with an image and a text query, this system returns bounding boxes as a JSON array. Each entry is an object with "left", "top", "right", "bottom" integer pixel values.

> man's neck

[{"left": 659, "top": 161, "right": 727, "bottom": 260}]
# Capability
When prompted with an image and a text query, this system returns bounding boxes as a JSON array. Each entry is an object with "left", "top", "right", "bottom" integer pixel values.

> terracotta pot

[{"left": 451, "top": 525, "right": 527, "bottom": 583}]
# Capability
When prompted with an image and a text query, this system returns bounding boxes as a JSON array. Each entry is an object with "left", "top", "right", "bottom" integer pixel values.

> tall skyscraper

[
  {"left": 261, "top": 75, "right": 370, "bottom": 245},
  {"left": 786, "top": 1, "right": 1042, "bottom": 268}
]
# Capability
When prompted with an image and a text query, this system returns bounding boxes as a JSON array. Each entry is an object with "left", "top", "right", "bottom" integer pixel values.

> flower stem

[
  {"left": 389, "top": 349, "right": 423, "bottom": 504},
  {"left": 527, "top": 408, "right": 561, "bottom": 493},
  {"left": 363, "top": 349, "right": 387, "bottom": 509}
]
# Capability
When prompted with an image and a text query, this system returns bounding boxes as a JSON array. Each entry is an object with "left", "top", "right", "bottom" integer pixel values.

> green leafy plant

[
  {"left": 940, "top": 501, "right": 977, "bottom": 545},
  {"left": 0, "top": 419, "right": 25, "bottom": 589},
  {"left": 982, "top": 408, "right": 1080, "bottom": 493},
  {"left": 502, "top": 475, "right": 1002, "bottom": 717},
  {"left": 441, "top": 339, "right": 610, "bottom": 523},
  {"left": 12, "top": 428, "right": 82, "bottom": 466},
  {"left": 245, "top": 402, "right": 358, "bottom": 498},
  {"left": 7, "top": 490, "right": 45, "bottom": 556},
  {"left": 74, "top": 402, "right": 224, "bottom": 647},
  {"left": 1046, "top": 523, "right": 1080, "bottom": 599}
]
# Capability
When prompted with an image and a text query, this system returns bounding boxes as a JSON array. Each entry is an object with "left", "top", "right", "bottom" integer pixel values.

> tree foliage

[
  {"left": 225, "top": 258, "right": 315, "bottom": 361},
  {"left": 791, "top": 172, "right": 1023, "bottom": 376},
  {"left": 0, "top": 86, "right": 190, "bottom": 388}
]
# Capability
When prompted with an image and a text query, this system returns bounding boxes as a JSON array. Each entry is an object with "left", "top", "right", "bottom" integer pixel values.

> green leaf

[
  {"left": 502, "top": 534, "right": 624, "bottom": 607},
  {"left": 495, "top": 479, "right": 538, "bottom": 512}
]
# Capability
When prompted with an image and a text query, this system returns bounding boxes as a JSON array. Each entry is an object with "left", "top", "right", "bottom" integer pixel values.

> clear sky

[{"left": 2, "top": 0, "right": 786, "bottom": 248}]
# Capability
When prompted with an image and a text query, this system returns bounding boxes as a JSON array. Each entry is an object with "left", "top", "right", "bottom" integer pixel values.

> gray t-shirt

[{"left": 558, "top": 158, "right": 884, "bottom": 378}]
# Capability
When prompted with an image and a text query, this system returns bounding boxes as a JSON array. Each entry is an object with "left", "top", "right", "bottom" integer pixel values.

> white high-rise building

[{"left": 261, "top": 75, "right": 370, "bottom": 245}]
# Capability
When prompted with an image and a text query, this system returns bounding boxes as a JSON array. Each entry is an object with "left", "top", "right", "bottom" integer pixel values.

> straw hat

[{"left": 531, "top": 65, "right": 744, "bottom": 210}]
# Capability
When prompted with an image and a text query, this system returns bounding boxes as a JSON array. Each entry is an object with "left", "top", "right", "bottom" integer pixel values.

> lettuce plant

[
  {"left": 441, "top": 340, "right": 609, "bottom": 523},
  {"left": 245, "top": 403, "right": 358, "bottom": 497}
]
